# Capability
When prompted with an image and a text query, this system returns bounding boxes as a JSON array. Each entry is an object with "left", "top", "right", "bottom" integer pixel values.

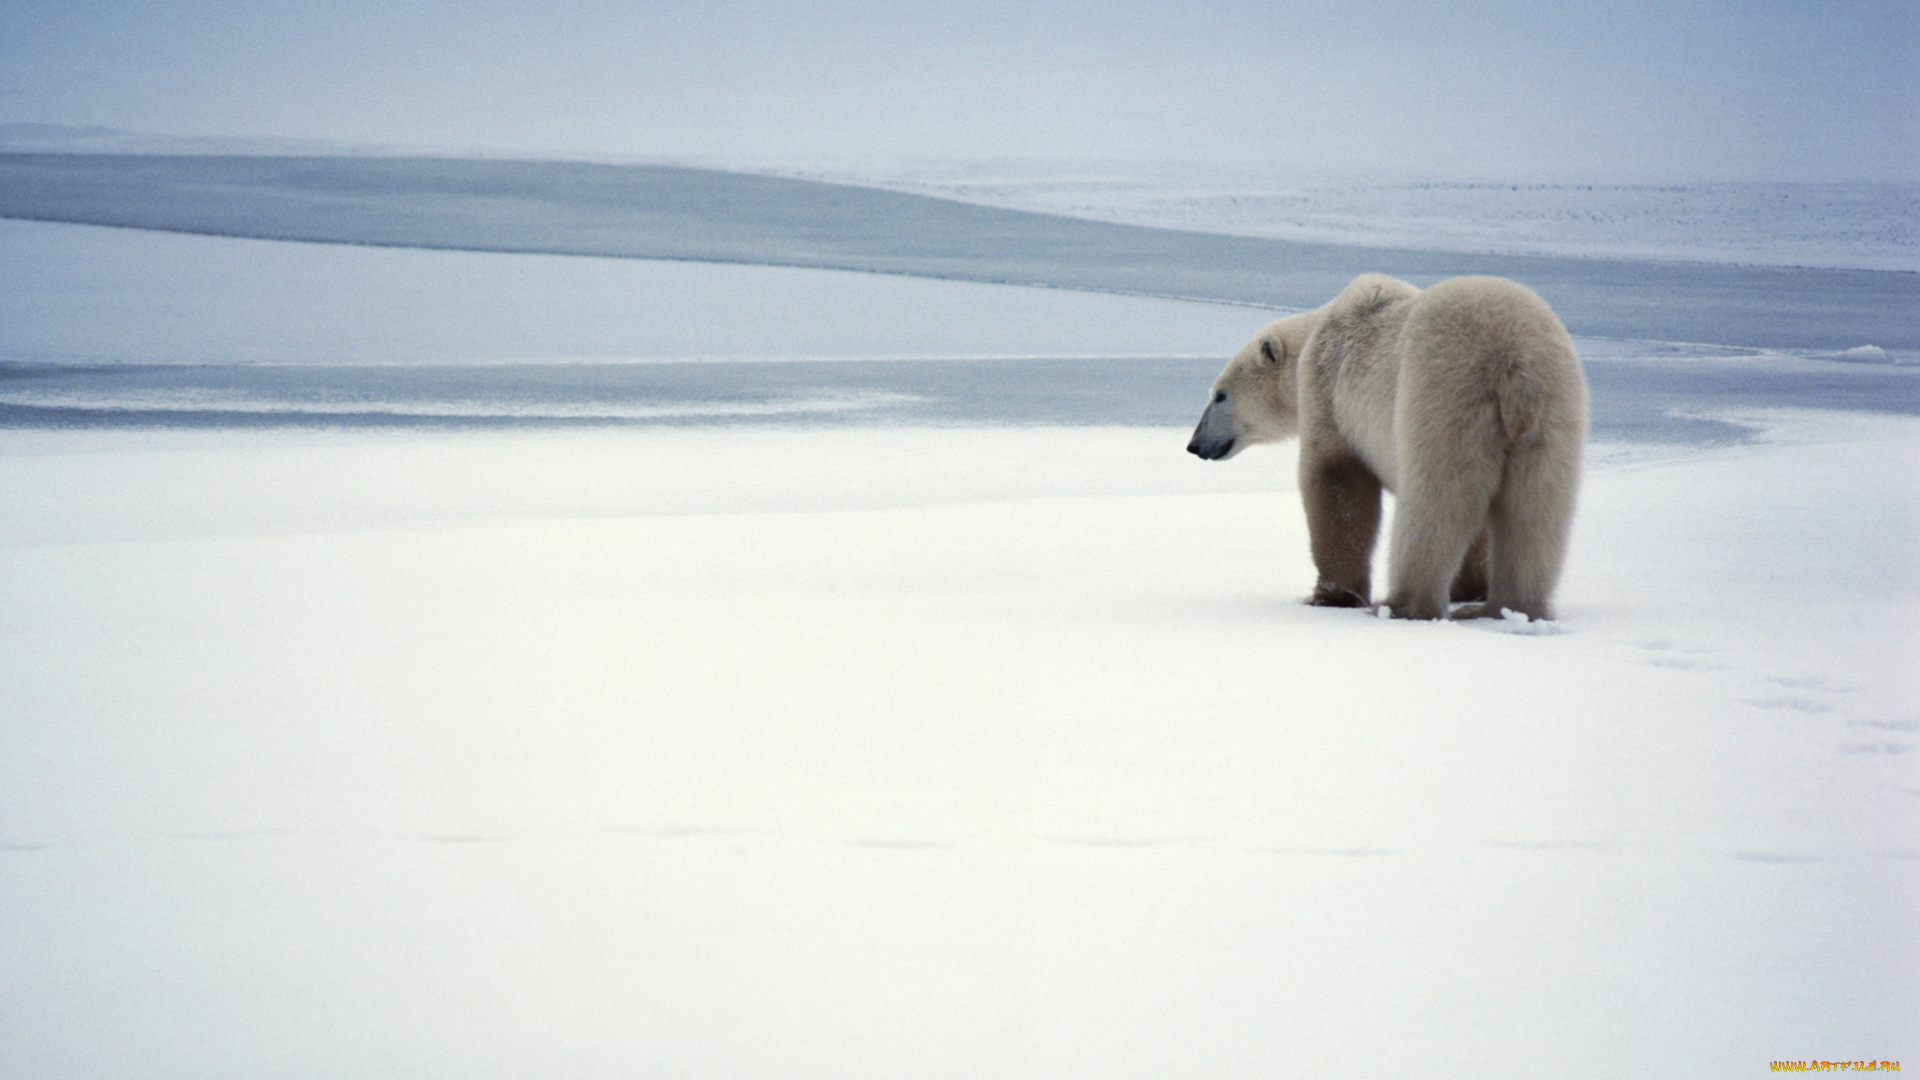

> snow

[
  {"left": 831, "top": 165, "right": 1920, "bottom": 272},
  {"left": 1844, "top": 345, "right": 1894, "bottom": 363},
  {"left": 2, "top": 180, "right": 1917, "bottom": 1078},
  {"left": 1, "top": 416, "right": 1914, "bottom": 1078}
]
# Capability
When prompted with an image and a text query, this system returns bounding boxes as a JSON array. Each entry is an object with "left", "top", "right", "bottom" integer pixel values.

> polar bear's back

[{"left": 1397, "top": 276, "right": 1588, "bottom": 445}]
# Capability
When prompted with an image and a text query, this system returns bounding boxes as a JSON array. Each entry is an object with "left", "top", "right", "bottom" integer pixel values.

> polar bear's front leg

[{"left": 1299, "top": 453, "right": 1382, "bottom": 607}]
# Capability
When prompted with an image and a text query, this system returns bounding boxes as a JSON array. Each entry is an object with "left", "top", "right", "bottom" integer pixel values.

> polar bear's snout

[{"left": 1187, "top": 398, "right": 1239, "bottom": 460}]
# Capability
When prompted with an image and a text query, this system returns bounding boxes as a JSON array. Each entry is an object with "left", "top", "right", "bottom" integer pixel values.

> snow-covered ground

[
  {"left": 824, "top": 163, "right": 1920, "bottom": 272},
  {"left": 2, "top": 416, "right": 1914, "bottom": 1078},
  {"left": 2, "top": 204, "right": 1916, "bottom": 1077}
]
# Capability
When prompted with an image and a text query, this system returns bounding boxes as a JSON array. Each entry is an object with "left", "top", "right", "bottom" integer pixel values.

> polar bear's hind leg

[
  {"left": 1450, "top": 531, "right": 1490, "bottom": 603},
  {"left": 1483, "top": 429, "right": 1581, "bottom": 621}
]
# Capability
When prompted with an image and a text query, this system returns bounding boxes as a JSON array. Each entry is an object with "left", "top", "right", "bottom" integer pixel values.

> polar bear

[{"left": 1188, "top": 274, "right": 1588, "bottom": 620}]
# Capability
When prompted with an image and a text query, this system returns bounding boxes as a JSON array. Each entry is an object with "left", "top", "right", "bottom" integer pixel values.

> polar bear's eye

[{"left": 1213, "top": 390, "right": 1227, "bottom": 404}]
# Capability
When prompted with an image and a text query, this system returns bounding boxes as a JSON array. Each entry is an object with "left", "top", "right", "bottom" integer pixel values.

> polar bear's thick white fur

[{"left": 1188, "top": 274, "right": 1588, "bottom": 620}]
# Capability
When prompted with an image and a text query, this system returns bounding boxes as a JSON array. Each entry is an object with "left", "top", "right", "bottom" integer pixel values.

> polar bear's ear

[{"left": 1259, "top": 339, "right": 1283, "bottom": 365}]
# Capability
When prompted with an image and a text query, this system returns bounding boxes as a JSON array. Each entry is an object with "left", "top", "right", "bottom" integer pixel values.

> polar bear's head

[{"left": 1186, "top": 312, "right": 1316, "bottom": 460}]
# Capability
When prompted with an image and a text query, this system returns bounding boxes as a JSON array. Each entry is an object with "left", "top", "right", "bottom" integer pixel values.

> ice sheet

[
  {"left": 4, "top": 154, "right": 1916, "bottom": 354},
  {"left": 845, "top": 166, "right": 1920, "bottom": 272},
  {"left": 6, "top": 220, "right": 1917, "bottom": 440}
]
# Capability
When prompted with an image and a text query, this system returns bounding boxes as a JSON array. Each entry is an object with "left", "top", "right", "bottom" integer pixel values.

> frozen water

[
  {"left": 3, "top": 154, "right": 1916, "bottom": 355},
  {"left": 6, "top": 219, "right": 1918, "bottom": 439},
  {"left": 838, "top": 164, "right": 1920, "bottom": 272},
  {"left": 1, "top": 152, "right": 1915, "bottom": 1079}
]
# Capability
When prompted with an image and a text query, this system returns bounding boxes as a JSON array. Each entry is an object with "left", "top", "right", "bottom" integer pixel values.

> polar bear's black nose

[
  {"left": 1188, "top": 399, "right": 1237, "bottom": 460},
  {"left": 1187, "top": 433, "right": 1234, "bottom": 460}
]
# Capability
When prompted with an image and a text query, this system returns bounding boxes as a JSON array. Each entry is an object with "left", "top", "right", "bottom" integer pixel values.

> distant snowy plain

[
  {"left": 836, "top": 163, "right": 1920, "bottom": 273},
  {"left": 0, "top": 160, "right": 1915, "bottom": 1078}
]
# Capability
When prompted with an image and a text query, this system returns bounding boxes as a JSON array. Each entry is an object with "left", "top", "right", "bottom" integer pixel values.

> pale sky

[{"left": 2, "top": 0, "right": 1914, "bottom": 181}]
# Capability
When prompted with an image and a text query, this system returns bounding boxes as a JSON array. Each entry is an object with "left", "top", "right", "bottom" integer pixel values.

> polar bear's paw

[{"left": 1308, "top": 581, "right": 1371, "bottom": 608}]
